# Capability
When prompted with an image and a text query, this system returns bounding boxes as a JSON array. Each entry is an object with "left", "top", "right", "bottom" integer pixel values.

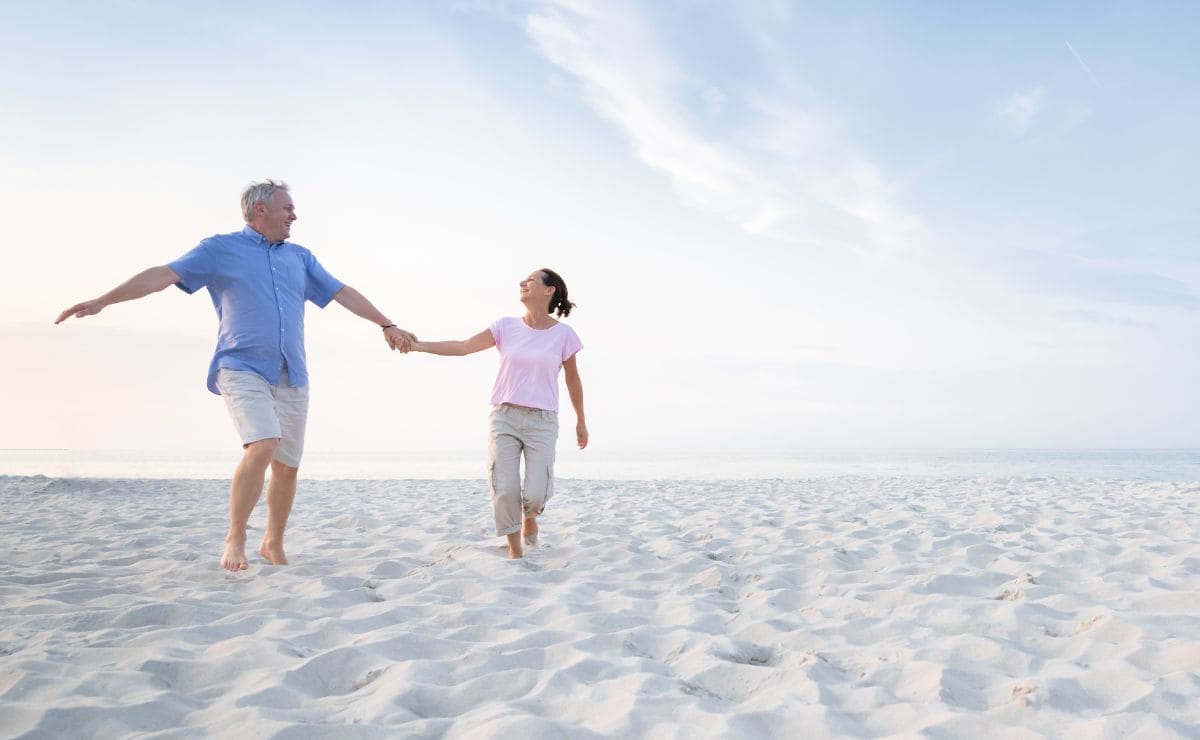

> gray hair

[{"left": 240, "top": 179, "right": 290, "bottom": 222}]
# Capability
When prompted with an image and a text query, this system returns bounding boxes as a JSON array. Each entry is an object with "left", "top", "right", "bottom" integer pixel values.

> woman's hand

[
  {"left": 383, "top": 326, "right": 417, "bottom": 352},
  {"left": 576, "top": 420, "right": 589, "bottom": 449}
]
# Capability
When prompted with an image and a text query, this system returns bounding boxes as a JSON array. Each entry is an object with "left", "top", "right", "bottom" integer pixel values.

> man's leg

[
  {"left": 259, "top": 460, "right": 298, "bottom": 565},
  {"left": 259, "top": 373, "right": 308, "bottom": 565},
  {"left": 221, "top": 438, "right": 279, "bottom": 572},
  {"left": 216, "top": 368, "right": 283, "bottom": 572}
]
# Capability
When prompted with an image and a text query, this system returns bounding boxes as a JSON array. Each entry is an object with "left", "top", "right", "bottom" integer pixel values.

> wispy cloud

[
  {"left": 1065, "top": 40, "right": 1102, "bottom": 89},
  {"left": 974, "top": 244, "right": 1200, "bottom": 311},
  {"left": 523, "top": 0, "right": 919, "bottom": 256},
  {"left": 997, "top": 87, "right": 1045, "bottom": 135}
]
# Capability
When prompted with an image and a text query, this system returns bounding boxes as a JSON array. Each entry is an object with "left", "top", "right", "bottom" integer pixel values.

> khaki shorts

[{"left": 215, "top": 368, "right": 309, "bottom": 468}]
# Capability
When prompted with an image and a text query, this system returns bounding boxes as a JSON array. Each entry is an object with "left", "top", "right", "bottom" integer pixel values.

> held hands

[
  {"left": 383, "top": 326, "right": 417, "bottom": 352},
  {"left": 576, "top": 420, "right": 589, "bottom": 449},
  {"left": 55, "top": 299, "right": 104, "bottom": 324}
]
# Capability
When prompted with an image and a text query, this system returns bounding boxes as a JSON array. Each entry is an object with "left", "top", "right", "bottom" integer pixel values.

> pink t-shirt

[{"left": 488, "top": 317, "right": 583, "bottom": 412}]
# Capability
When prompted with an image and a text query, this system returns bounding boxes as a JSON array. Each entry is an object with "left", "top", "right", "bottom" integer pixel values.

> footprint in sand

[
  {"left": 360, "top": 579, "right": 384, "bottom": 601},
  {"left": 711, "top": 639, "right": 776, "bottom": 667},
  {"left": 994, "top": 573, "right": 1037, "bottom": 600},
  {"left": 1070, "top": 615, "right": 1105, "bottom": 635},
  {"left": 1043, "top": 614, "right": 1106, "bottom": 638},
  {"left": 353, "top": 667, "right": 385, "bottom": 691},
  {"left": 1008, "top": 682, "right": 1039, "bottom": 708}
]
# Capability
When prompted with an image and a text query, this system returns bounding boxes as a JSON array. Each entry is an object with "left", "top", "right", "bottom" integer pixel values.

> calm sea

[{"left": 2, "top": 449, "right": 1198, "bottom": 481}]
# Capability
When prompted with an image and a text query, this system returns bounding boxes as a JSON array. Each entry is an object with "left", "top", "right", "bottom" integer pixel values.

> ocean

[{"left": 2, "top": 448, "right": 1198, "bottom": 481}]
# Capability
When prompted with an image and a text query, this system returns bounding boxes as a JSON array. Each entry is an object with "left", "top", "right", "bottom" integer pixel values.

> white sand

[{"left": 1, "top": 475, "right": 1198, "bottom": 738}]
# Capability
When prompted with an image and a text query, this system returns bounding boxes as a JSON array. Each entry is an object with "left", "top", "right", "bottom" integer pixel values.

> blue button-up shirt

[{"left": 169, "top": 226, "right": 345, "bottom": 394}]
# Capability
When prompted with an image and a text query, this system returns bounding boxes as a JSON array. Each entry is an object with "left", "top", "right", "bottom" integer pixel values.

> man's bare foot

[
  {"left": 259, "top": 540, "right": 288, "bottom": 565},
  {"left": 522, "top": 517, "right": 539, "bottom": 548},
  {"left": 220, "top": 539, "right": 249, "bottom": 572}
]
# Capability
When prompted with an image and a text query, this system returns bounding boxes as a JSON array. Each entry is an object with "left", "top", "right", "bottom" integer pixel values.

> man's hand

[
  {"left": 384, "top": 326, "right": 417, "bottom": 352},
  {"left": 54, "top": 266, "right": 179, "bottom": 325},
  {"left": 55, "top": 299, "right": 104, "bottom": 324},
  {"left": 576, "top": 421, "right": 589, "bottom": 450}
]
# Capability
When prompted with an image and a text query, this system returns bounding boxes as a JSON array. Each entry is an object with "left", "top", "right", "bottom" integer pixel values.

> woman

[{"left": 411, "top": 268, "right": 587, "bottom": 559}]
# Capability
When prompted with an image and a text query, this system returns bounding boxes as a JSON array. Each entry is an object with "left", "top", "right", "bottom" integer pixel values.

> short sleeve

[
  {"left": 303, "top": 251, "right": 345, "bottom": 308},
  {"left": 561, "top": 326, "right": 583, "bottom": 362},
  {"left": 168, "top": 241, "right": 217, "bottom": 295},
  {"left": 489, "top": 318, "right": 507, "bottom": 350}
]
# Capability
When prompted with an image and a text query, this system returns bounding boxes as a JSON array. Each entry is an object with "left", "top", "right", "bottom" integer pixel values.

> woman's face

[{"left": 519, "top": 271, "right": 553, "bottom": 305}]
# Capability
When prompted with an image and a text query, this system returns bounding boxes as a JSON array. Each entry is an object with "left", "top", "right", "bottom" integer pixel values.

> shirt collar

[{"left": 242, "top": 225, "right": 285, "bottom": 248}]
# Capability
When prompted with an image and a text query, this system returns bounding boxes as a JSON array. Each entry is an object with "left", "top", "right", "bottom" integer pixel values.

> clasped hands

[{"left": 383, "top": 326, "right": 418, "bottom": 352}]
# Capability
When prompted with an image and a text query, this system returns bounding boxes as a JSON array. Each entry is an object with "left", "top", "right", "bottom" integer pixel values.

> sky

[{"left": 1, "top": 0, "right": 1198, "bottom": 455}]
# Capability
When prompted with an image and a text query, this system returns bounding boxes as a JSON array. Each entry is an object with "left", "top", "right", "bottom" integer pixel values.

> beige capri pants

[{"left": 487, "top": 404, "right": 558, "bottom": 537}]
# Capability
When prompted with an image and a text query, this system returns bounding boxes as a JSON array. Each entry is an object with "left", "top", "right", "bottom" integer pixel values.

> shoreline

[{"left": 5, "top": 447, "right": 1200, "bottom": 483}]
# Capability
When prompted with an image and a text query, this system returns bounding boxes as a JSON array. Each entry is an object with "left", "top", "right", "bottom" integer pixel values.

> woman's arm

[
  {"left": 563, "top": 354, "right": 588, "bottom": 449},
  {"left": 413, "top": 328, "right": 496, "bottom": 356}
]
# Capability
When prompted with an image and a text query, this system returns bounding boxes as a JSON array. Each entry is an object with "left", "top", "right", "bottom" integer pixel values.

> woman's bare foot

[
  {"left": 259, "top": 539, "right": 288, "bottom": 565},
  {"left": 220, "top": 538, "right": 249, "bottom": 572},
  {"left": 506, "top": 531, "right": 523, "bottom": 559},
  {"left": 522, "top": 517, "right": 539, "bottom": 548}
]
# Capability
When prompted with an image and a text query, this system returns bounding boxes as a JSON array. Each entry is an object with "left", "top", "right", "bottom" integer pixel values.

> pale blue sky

[{"left": 2, "top": 1, "right": 1198, "bottom": 453}]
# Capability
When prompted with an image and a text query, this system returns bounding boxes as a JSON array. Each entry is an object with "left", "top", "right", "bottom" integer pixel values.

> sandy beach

[{"left": 1, "top": 474, "right": 1198, "bottom": 738}]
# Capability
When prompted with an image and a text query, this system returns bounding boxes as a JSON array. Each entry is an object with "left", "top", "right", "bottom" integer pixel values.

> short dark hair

[{"left": 539, "top": 268, "right": 575, "bottom": 318}]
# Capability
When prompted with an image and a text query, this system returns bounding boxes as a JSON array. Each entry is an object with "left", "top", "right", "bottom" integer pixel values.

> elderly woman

[{"left": 409, "top": 268, "right": 587, "bottom": 559}]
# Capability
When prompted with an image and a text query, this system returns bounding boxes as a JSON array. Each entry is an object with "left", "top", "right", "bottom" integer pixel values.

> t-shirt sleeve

[
  {"left": 561, "top": 326, "right": 583, "bottom": 363},
  {"left": 167, "top": 241, "right": 217, "bottom": 294},
  {"left": 489, "top": 318, "right": 507, "bottom": 351},
  {"left": 304, "top": 252, "right": 345, "bottom": 308}
]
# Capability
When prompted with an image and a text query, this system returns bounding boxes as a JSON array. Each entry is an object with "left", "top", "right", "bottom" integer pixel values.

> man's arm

[
  {"left": 55, "top": 265, "right": 181, "bottom": 324},
  {"left": 563, "top": 354, "right": 588, "bottom": 449},
  {"left": 331, "top": 285, "right": 417, "bottom": 351}
]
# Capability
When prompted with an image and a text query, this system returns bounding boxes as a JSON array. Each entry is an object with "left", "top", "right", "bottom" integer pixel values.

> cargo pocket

[{"left": 540, "top": 465, "right": 555, "bottom": 513}]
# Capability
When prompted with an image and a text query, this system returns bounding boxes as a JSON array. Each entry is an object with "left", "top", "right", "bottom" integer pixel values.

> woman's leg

[
  {"left": 520, "top": 410, "right": 559, "bottom": 547},
  {"left": 487, "top": 407, "right": 525, "bottom": 557}
]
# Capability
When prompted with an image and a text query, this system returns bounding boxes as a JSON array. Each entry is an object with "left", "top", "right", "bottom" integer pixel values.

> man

[{"left": 55, "top": 180, "right": 415, "bottom": 572}]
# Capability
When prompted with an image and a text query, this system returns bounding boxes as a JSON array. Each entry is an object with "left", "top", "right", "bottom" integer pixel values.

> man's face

[{"left": 257, "top": 190, "right": 297, "bottom": 243}]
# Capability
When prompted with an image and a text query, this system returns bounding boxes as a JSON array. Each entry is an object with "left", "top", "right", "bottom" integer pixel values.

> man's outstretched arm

[
  {"left": 55, "top": 265, "right": 181, "bottom": 324},
  {"left": 331, "top": 285, "right": 417, "bottom": 351}
]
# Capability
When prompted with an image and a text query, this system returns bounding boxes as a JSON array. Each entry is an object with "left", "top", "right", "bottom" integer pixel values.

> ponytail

[{"left": 539, "top": 268, "right": 575, "bottom": 318}]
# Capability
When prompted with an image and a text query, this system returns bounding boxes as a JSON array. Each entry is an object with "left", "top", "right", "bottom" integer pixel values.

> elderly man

[{"left": 56, "top": 180, "right": 414, "bottom": 572}]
